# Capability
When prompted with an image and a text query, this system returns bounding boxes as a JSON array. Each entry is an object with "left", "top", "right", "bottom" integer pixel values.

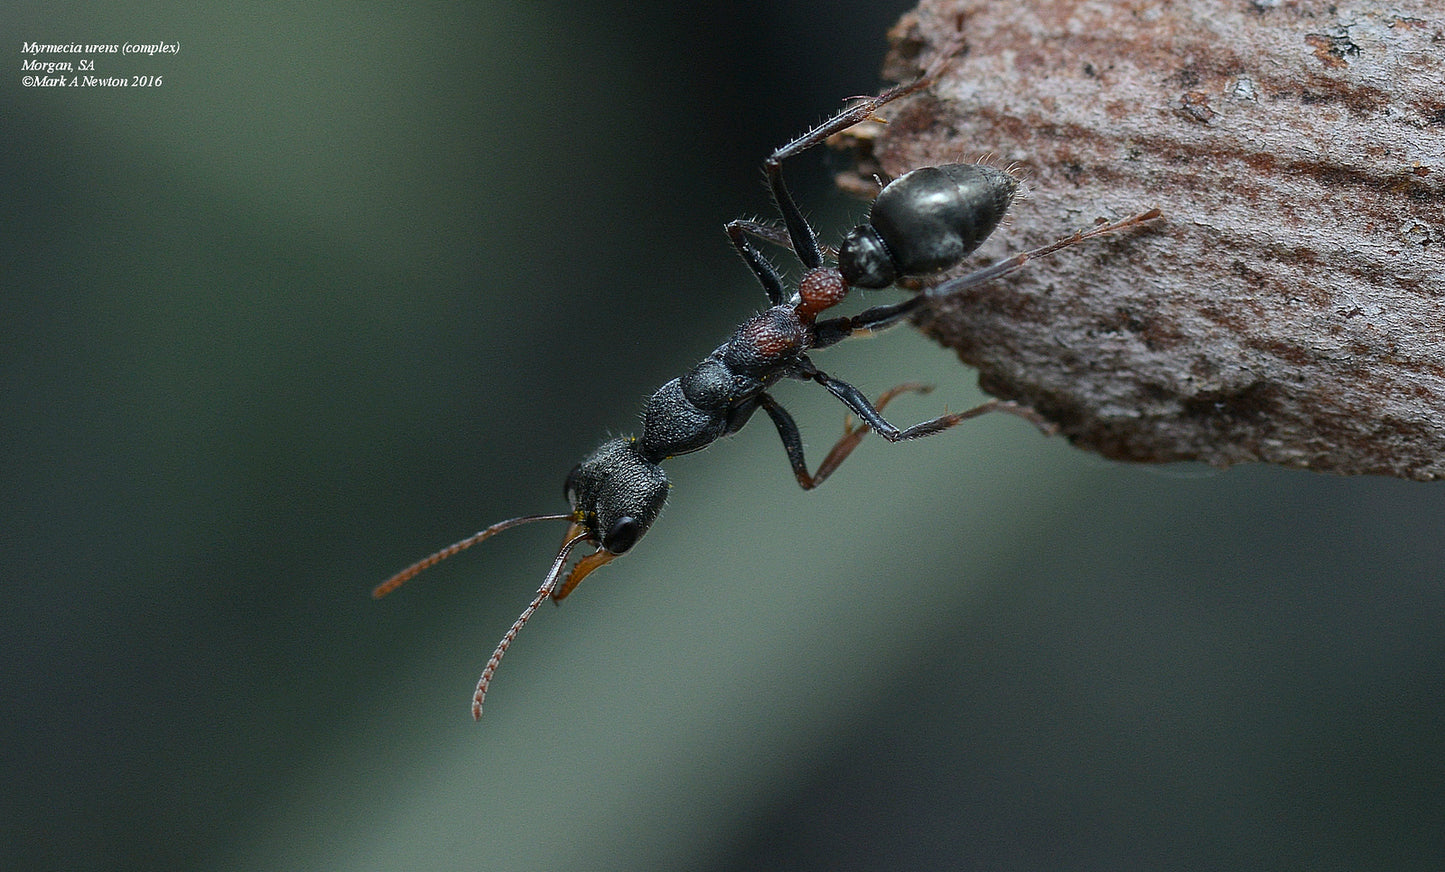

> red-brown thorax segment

[
  {"left": 795, "top": 267, "right": 847, "bottom": 321},
  {"left": 731, "top": 308, "right": 805, "bottom": 362}
]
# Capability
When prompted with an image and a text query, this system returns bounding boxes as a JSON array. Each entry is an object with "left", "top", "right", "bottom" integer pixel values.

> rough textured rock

[{"left": 853, "top": 0, "right": 1445, "bottom": 479}]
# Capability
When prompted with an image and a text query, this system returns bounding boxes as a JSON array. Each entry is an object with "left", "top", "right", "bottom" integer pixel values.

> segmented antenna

[
  {"left": 371, "top": 513, "right": 575, "bottom": 599},
  {"left": 472, "top": 529, "right": 592, "bottom": 719}
]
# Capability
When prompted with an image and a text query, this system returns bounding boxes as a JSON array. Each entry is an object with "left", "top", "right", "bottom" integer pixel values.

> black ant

[{"left": 374, "top": 56, "right": 1161, "bottom": 719}]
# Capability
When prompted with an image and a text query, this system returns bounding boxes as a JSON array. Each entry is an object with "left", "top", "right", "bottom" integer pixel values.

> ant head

[
  {"left": 368, "top": 439, "right": 667, "bottom": 604},
  {"left": 371, "top": 436, "right": 670, "bottom": 719},
  {"left": 557, "top": 437, "right": 670, "bottom": 599}
]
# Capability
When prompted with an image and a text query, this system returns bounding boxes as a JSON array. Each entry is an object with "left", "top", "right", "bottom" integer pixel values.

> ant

[{"left": 374, "top": 53, "right": 1161, "bottom": 720}]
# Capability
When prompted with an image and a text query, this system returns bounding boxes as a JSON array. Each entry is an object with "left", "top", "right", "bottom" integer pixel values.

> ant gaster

[{"left": 374, "top": 54, "right": 1161, "bottom": 719}]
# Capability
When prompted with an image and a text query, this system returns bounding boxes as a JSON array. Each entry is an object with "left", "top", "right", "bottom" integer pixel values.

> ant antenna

[
  {"left": 473, "top": 527, "right": 592, "bottom": 719},
  {"left": 371, "top": 512, "right": 576, "bottom": 599}
]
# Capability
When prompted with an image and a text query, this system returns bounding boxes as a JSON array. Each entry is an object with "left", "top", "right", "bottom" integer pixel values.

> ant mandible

[{"left": 374, "top": 51, "right": 1161, "bottom": 719}]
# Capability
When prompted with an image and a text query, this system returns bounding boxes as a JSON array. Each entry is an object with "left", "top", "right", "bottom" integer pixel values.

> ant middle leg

[
  {"left": 809, "top": 367, "right": 1058, "bottom": 443},
  {"left": 813, "top": 382, "right": 936, "bottom": 486},
  {"left": 759, "top": 385, "right": 933, "bottom": 490}
]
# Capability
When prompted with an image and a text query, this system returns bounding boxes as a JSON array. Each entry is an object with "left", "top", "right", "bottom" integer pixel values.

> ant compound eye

[
  {"left": 564, "top": 463, "right": 583, "bottom": 504},
  {"left": 602, "top": 516, "right": 641, "bottom": 554}
]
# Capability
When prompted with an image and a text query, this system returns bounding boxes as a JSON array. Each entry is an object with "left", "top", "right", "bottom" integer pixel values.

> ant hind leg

[{"left": 762, "top": 35, "right": 965, "bottom": 270}]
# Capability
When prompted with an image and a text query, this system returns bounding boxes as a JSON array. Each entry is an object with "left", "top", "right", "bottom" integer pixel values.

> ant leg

[
  {"left": 725, "top": 220, "right": 787, "bottom": 305},
  {"left": 728, "top": 219, "right": 846, "bottom": 306},
  {"left": 813, "top": 294, "right": 928, "bottom": 348},
  {"left": 809, "top": 367, "right": 1058, "bottom": 442},
  {"left": 757, "top": 393, "right": 816, "bottom": 489},
  {"left": 727, "top": 218, "right": 794, "bottom": 251},
  {"left": 759, "top": 385, "right": 936, "bottom": 489},
  {"left": 764, "top": 155, "right": 823, "bottom": 269},
  {"left": 812, "top": 209, "right": 1163, "bottom": 342},
  {"left": 764, "top": 80, "right": 920, "bottom": 269},
  {"left": 926, "top": 209, "right": 1163, "bottom": 299},
  {"left": 763, "top": 34, "right": 964, "bottom": 268},
  {"left": 728, "top": 218, "right": 839, "bottom": 260},
  {"left": 806, "top": 383, "right": 935, "bottom": 487}
]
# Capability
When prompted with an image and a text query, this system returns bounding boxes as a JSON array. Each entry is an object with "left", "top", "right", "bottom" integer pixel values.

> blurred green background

[{"left": 4, "top": 2, "right": 1443, "bottom": 870}]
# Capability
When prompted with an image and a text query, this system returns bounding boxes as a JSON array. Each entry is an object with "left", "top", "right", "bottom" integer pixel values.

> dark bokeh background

[{"left": 4, "top": 2, "right": 1443, "bottom": 870}]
